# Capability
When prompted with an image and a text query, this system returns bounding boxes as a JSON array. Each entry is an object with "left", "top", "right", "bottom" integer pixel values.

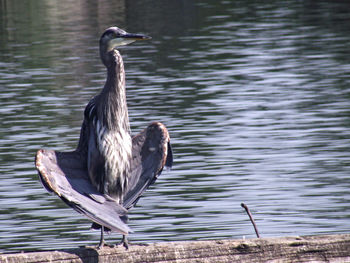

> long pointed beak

[{"left": 122, "top": 33, "right": 152, "bottom": 41}]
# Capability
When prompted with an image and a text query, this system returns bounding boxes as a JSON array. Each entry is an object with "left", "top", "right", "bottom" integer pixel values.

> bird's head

[{"left": 100, "top": 27, "right": 151, "bottom": 52}]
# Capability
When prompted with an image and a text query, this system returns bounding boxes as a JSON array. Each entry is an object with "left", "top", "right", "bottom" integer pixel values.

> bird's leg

[
  {"left": 116, "top": 235, "right": 129, "bottom": 250},
  {"left": 98, "top": 226, "right": 105, "bottom": 249},
  {"left": 121, "top": 235, "right": 129, "bottom": 250}
]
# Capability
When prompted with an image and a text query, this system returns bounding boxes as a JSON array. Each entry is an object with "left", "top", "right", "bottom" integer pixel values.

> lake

[{"left": 0, "top": 0, "right": 349, "bottom": 252}]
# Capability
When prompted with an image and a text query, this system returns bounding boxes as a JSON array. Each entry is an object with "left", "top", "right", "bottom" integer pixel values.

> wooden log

[{"left": 1, "top": 234, "right": 350, "bottom": 263}]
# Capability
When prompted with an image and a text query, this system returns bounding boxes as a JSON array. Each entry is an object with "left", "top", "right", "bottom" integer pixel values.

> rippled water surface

[{"left": 1, "top": 0, "right": 350, "bottom": 252}]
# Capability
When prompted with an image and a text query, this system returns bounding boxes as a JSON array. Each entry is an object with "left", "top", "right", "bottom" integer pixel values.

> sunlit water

[{"left": 0, "top": 0, "right": 350, "bottom": 252}]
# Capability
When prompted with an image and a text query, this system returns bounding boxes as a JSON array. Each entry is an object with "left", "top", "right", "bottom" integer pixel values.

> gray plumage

[{"left": 35, "top": 27, "right": 173, "bottom": 249}]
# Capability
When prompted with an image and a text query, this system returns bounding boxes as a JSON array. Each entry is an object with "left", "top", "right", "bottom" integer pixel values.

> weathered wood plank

[{"left": 1, "top": 234, "right": 350, "bottom": 263}]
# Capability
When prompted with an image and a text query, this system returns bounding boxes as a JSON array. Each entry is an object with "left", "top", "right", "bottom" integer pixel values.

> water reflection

[{"left": 0, "top": 0, "right": 350, "bottom": 252}]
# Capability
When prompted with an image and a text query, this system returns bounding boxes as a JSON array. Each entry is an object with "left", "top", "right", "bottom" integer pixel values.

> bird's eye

[{"left": 102, "top": 30, "right": 116, "bottom": 39}]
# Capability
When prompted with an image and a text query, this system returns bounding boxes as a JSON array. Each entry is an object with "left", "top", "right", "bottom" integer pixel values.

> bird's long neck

[
  {"left": 95, "top": 49, "right": 132, "bottom": 201},
  {"left": 99, "top": 49, "right": 130, "bottom": 132}
]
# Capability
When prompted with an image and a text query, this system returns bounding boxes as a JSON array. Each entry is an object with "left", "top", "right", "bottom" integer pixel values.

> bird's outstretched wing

[
  {"left": 35, "top": 149, "right": 131, "bottom": 235},
  {"left": 123, "top": 122, "right": 173, "bottom": 209}
]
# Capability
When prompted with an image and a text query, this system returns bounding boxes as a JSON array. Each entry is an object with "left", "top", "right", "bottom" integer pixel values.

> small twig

[{"left": 241, "top": 203, "right": 260, "bottom": 238}]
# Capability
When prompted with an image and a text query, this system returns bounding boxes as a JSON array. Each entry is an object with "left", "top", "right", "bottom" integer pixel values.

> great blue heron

[{"left": 35, "top": 27, "right": 173, "bottom": 249}]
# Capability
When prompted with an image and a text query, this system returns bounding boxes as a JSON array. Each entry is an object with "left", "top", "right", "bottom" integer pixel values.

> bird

[{"left": 35, "top": 26, "right": 173, "bottom": 249}]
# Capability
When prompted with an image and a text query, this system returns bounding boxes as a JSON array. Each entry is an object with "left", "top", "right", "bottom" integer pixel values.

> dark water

[{"left": 1, "top": 0, "right": 350, "bottom": 252}]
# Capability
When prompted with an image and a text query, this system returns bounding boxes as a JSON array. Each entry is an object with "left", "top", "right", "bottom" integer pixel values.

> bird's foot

[
  {"left": 115, "top": 235, "right": 129, "bottom": 250},
  {"left": 97, "top": 240, "right": 105, "bottom": 250},
  {"left": 114, "top": 239, "right": 149, "bottom": 249},
  {"left": 97, "top": 237, "right": 114, "bottom": 249},
  {"left": 115, "top": 240, "right": 129, "bottom": 250},
  {"left": 97, "top": 241, "right": 116, "bottom": 249}
]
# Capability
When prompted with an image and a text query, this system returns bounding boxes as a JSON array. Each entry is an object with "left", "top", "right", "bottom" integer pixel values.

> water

[{"left": 1, "top": 0, "right": 350, "bottom": 252}]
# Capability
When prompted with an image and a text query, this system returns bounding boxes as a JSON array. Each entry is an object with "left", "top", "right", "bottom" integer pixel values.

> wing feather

[
  {"left": 123, "top": 122, "right": 173, "bottom": 209},
  {"left": 35, "top": 149, "right": 131, "bottom": 235}
]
